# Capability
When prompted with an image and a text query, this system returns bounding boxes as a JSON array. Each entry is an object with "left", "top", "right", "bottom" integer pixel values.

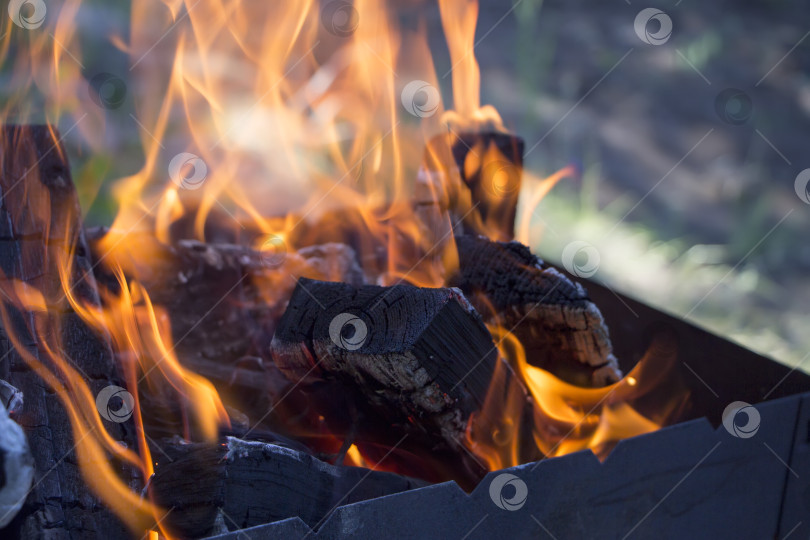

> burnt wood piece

[
  {"left": 0, "top": 125, "right": 131, "bottom": 537},
  {"left": 452, "top": 234, "right": 621, "bottom": 387},
  {"left": 84, "top": 232, "right": 365, "bottom": 387},
  {"left": 420, "top": 131, "right": 524, "bottom": 242},
  {"left": 269, "top": 278, "right": 510, "bottom": 480},
  {"left": 85, "top": 232, "right": 366, "bottom": 428},
  {"left": 85, "top": 233, "right": 367, "bottom": 442},
  {"left": 150, "top": 436, "right": 429, "bottom": 538}
]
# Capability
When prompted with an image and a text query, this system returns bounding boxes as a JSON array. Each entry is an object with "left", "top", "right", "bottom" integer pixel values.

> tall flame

[{"left": 0, "top": 1, "right": 684, "bottom": 537}]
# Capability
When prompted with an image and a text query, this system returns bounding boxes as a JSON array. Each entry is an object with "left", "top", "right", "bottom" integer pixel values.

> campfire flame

[{"left": 0, "top": 0, "right": 683, "bottom": 537}]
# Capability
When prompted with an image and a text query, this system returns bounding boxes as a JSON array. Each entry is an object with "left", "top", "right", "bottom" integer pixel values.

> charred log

[
  {"left": 452, "top": 234, "right": 622, "bottom": 387},
  {"left": 0, "top": 125, "right": 131, "bottom": 538},
  {"left": 84, "top": 232, "right": 366, "bottom": 383},
  {"left": 420, "top": 131, "right": 524, "bottom": 242},
  {"left": 85, "top": 232, "right": 368, "bottom": 439},
  {"left": 269, "top": 278, "right": 522, "bottom": 484},
  {"left": 151, "top": 436, "right": 428, "bottom": 538}
]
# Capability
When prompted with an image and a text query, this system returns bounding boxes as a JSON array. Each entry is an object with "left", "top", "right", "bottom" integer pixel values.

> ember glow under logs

[{"left": 0, "top": 1, "right": 808, "bottom": 539}]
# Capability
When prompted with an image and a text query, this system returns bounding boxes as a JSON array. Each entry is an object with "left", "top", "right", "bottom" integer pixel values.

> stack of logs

[{"left": 0, "top": 125, "right": 622, "bottom": 538}]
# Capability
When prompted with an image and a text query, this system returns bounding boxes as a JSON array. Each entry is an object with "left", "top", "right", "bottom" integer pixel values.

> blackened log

[
  {"left": 420, "top": 131, "right": 524, "bottom": 242},
  {"left": 85, "top": 232, "right": 367, "bottom": 439},
  {"left": 84, "top": 232, "right": 365, "bottom": 385},
  {"left": 271, "top": 279, "right": 496, "bottom": 443},
  {"left": 452, "top": 234, "right": 621, "bottom": 387},
  {"left": 0, "top": 125, "right": 131, "bottom": 538},
  {"left": 269, "top": 278, "right": 521, "bottom": 484},
  {"left": 150, "top": 437, "right": 428, "bottom": 538}
]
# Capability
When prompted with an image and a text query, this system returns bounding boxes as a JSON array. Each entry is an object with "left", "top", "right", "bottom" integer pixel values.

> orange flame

[{"left": 0, "top": 1, "right": 686, "bottom": 536}]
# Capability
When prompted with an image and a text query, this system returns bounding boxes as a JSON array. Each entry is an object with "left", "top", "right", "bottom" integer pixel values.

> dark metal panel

[
  {"left": 778, "top": 394, "right": 810, "bottom": 538},
  {"left": 209, "top": 393, "right": 804, "bottom": 539},
  {"left": 571, "top": 275, "right": 810, "bottom": 424}
]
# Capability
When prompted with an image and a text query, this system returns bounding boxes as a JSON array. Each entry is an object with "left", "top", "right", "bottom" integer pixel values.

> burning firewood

[
  {"left": 0, "top": 125, "right": 132, "bottom": 537},
  {"left": 420, "top": 131, "right": 524, "bottom": 242},
  {"left": 269, "top": 278, "right": 517, "bottom": 483},
  {"left": 98, "top": 229, "right": 621, "bottom": 395},
  {"left": 150, "top": 436, "right": 428, "bottom": 538},
  {"left": 84, "top": 231, "right": 365, "bottom": 390},
  {"left": 452, "top": 234, "right": 622, "bottom": 387}
]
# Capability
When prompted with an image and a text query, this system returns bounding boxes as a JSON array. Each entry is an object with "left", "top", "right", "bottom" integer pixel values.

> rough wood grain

[
  {"left": 420, "top": 131, "right": 524, "bottom": 242},
  {"left": 452, "top": 234, "right": 622, "bottom": 387},
  {"left": 150, "top": 436, "right": 428, "bottom": 538},
  {"left": 270, "top": 278, "right": 497, "bottom": 437},
  {"left": 84, "top": 231, "right": 365, "bottom": 385},
  {"left": 269, "top": 278, "right": 520, "bottom": 485},
  {"left": 85, "top": 232, "right": 368, "bottom": 440},
  {"left": 0, "top": 125, "right": 131, "bottom": 538}
]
